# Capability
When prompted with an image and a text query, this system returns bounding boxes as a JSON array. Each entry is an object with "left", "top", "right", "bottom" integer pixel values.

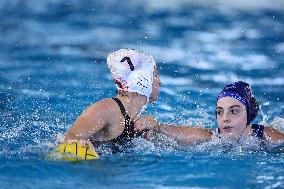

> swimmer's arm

[
  {"left": 263, "top": 127, "right": 284, "bottom": 143},
  {"left": 154, "top": 123, "right": 213, "bottom": 145},
  {"left": 134, "top": 115, "right": 212, "bottom": 144},
  {"left": 64, "top": 102, "right": 107, "bottom": 141}
]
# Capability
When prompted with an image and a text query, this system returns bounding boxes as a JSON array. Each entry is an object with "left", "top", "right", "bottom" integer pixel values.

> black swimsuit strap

[
  {"left": 112, "top": 97, "right": 131, "bottom": 125},
  {"left": 111, "top": 97, "right": 134, "bottom": 143},
  {"left": 91, "top": 98, "right": 145, "bottom": 152}
]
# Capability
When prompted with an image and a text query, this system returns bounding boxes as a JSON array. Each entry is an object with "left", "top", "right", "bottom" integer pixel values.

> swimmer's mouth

[{"left": 223, "top": 126, "right": 233, "bottom": 131}]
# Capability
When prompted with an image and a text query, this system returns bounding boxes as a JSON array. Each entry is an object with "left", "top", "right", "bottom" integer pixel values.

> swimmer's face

[
  {"left": 216, "top": 97, "right": 247, "bottom": 139},
  {"left": 149, "top": 66, "right": 161, "bottom": 103}
]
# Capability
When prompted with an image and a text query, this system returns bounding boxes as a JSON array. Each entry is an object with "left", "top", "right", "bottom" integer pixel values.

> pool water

[{"left": 0, "top": 0, "right": 284, "bottom": 188}]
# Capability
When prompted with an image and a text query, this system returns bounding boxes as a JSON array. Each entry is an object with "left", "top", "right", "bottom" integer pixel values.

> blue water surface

[{"left": 0, "top": 0, "right": 284, "bottom": 188}]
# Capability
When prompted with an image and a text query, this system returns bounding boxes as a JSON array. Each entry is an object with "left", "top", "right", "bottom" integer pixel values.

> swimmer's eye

[
  {"left": 215, "top": 109, "right": 223, "bottom": 116},
  {"left": 231, "top": 109, "right": 239, "bottom": 114}
]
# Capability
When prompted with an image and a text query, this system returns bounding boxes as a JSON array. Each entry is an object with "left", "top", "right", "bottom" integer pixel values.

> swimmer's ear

[{"left": 248, "top": 97, "right": 259, "bottom": 123}]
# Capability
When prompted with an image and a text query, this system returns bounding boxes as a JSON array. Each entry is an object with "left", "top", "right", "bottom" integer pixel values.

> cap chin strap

[
  {"left": 137, "top": 94, "right": 149, "bottom": 117},
  {"left": 116, "top": 91, "right": 149, "bottom": 117},
  {"left": 137, "top": 104, "right": 147, "bottom": 117}
]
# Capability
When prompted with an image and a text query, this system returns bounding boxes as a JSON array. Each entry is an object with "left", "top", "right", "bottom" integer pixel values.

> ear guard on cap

[
  {"left": 127, "top": 69, "right": 153, "bottom": 99},
  {"left": 248, "top": 96, "right": 259, "bottom": 124}
]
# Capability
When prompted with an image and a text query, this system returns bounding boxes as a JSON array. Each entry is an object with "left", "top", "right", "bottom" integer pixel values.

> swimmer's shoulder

[
  {"left": 81, "top": 98, "right": 120, "bottom": 120},
  {"left": 86, "top": 98, "right": 116, "bottom": 109}
]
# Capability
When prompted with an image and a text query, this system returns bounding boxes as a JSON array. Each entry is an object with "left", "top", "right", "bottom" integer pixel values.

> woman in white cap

[{"left": 57, "top": 49, "right": 161, "bottom": 159}]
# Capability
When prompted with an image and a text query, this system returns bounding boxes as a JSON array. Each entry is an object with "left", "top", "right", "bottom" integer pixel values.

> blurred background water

[{"left": 0, "top": 0, "right": 284, "bottom": 188}]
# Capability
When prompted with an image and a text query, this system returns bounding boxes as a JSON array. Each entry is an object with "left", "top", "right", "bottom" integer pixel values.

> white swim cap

[{"left": 107, "top": 49, "right": 156, "bottom": 99}]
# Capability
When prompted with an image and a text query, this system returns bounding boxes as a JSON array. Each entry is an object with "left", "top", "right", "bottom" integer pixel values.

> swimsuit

[
  {"left": 53, "top": 97, "right": 139, "bottom": 159},
  {"left": 91, "top": 97, "right": 141, "bottom": 152},
  {"left": 108, "top": 97, "right": 137, "bottom": 145},
  {"left": 251, "top": 124, "right": 264, "bottom": 140}
]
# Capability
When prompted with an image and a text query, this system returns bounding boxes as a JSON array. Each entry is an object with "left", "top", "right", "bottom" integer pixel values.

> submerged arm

[{"left": 263, "top": 127, "right": 284, "bottom": 143}]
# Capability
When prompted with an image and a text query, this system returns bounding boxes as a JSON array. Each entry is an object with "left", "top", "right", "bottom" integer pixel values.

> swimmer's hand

[
  {"left": 134, "top": 115, "right": 158, "bottom": 133},
  {"left": 65, "top": 139, "right": 94, "bottom": 149}
]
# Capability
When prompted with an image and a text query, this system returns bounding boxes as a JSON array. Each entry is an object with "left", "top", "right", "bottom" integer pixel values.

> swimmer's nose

[{"left": 223, "top": 111, "right": 231, "bottom": 123}]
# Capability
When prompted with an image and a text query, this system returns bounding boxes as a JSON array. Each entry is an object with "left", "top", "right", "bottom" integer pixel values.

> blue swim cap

[{"left": 217, "top": 81, "right": 259, "bottom": 124}]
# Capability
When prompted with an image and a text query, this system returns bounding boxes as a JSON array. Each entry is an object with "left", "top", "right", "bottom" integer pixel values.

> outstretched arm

[
  {"left": 134, "top": 115, "right": 213, "bottom": 145},
  {"left": 264, "top": 127, "right": 284, "bottom": 143}
]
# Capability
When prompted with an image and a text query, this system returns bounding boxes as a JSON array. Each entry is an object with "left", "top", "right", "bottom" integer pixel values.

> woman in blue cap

[{"left": 134, "top": 81, "right": 284, "bottom": 144}]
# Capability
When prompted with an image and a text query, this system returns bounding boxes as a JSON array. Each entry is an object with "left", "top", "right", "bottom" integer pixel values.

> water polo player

[
  {"left": 55, "top": 49, "right": 161, "bottom": 160},
  {"left": 134, "top": 81, "right": 284, "bottom": 144}
]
